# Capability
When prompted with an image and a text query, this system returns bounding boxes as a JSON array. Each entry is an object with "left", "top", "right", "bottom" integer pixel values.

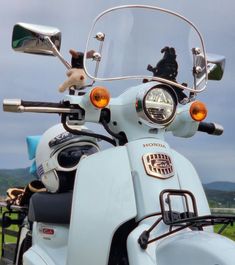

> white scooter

[{"left": 2, "top": 5, "right": 235, "bottom": 265}]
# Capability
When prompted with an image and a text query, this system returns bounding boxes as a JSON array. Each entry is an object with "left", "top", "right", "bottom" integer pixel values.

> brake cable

[{"left": 61, "top": 113, "right": 117, "bottom": 146}]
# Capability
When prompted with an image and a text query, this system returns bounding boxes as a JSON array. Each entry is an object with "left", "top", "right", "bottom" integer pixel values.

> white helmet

[{"left": 35, "top": 123, "right": 99, "bottom": 193}]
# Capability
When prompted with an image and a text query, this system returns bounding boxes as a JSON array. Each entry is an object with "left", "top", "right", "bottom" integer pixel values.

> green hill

[
  {"left": 204, "top": 189, "right": 235, "bottom": 208},
  {"left": 0, "top": 168, "right": 35, "bottom": 196},
  {"left": 203, "top": 182, "right": 235, "bottom": 208},
  {"left": 204, "top": 182, "right": 235, "bottom": 192}
]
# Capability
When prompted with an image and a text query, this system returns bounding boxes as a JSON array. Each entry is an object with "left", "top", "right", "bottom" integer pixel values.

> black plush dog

[{"left": 147, "top": 46, "right": 178, "bottom": 81}]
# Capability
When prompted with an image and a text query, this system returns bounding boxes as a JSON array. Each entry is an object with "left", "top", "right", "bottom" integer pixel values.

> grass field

[
  {"left": 214, "top": 224, "right": 235, "bottom": 241},
  {"left": 0, "top": 209, "right": 19, "bottom": 244}
]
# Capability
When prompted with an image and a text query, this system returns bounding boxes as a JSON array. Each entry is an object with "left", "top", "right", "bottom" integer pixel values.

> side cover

[{"left": 66, "top": 146, "right": 137, "bottom": 265}]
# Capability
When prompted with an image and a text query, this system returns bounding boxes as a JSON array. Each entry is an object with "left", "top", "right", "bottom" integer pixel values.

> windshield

[{"left": 84, "top": 5, "right": 208, "bottom": 93}]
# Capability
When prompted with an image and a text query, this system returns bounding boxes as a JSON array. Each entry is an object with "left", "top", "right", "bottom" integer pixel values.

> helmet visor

[{"left": 57, "top": 144, "right": 99, "bottom": 169}]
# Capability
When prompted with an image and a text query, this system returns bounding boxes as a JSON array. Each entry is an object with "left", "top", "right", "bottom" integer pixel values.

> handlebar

[
  {"left": 3, "top": 99, "right": 80, "bottom": 114},
  {"left": 198, "top": 122, "right": 224, "bottom": 136},
  {"left": 3, "top": 99, "right": 224, "bottom": 137}
]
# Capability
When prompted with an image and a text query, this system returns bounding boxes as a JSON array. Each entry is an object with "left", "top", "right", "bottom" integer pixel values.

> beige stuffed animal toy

[{"left": 58, "top": 49, "right": 94, "bottom": 93}]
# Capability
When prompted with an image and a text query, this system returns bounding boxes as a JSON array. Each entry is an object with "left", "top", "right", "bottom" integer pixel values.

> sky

[{"left": 0, "top": 0, "right": 234, "bottom": 184}]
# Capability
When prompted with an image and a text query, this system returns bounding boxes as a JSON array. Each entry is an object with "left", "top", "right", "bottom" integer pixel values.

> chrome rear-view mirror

[
  {"left": 12, "top": 23, "right": 71, "bottom": 69},
  {"left": 207, "top": 53, "right": 225, "bottom": 81},
  {"left": 12, "top": 22, "right": 61, "bottom": 56}
]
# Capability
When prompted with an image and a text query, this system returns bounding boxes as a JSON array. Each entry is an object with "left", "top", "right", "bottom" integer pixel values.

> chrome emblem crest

[{"left": 142, "top": 153, "right": 174, "bottom": 179}]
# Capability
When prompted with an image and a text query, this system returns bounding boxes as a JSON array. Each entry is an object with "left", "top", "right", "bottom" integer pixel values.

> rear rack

[{"left": 138, "top": 189, "right": 235, "bottom": 249}]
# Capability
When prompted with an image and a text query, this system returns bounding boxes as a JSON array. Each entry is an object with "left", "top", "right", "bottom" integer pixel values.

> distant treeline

[
  {"left": 0, "top": 168, "right": 34, "bottom": 196},
  {"left": 205, "top": 189, "right": 235, "bottom": 208}
]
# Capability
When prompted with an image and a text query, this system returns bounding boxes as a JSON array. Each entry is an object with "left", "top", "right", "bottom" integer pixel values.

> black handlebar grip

[
  {"left": 198, "top": 122, "right": 223, "bottom": 135},
  {"left": 3, "top": 99, "right": 74, "bottom": 114},
  {"left": 21, "top": 100, "right": 65, "bottom": 108}
]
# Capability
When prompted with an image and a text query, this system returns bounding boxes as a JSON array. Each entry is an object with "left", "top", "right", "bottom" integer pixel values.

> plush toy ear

[{"left": 26, "top": 135, "right": 41, "bottom": 160}]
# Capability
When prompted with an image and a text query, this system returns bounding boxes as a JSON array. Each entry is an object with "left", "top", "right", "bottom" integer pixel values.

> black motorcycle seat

[{"left": 28, "top": 191, "right": 73, "bottom": 224}]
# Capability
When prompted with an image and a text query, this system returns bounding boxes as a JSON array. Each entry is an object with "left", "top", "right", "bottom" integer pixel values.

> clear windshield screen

[{"left": 84, "top": 6, "right": 207, "bottom": 92}]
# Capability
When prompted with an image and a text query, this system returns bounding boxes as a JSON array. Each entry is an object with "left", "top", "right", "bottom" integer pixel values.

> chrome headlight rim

[{"left": 136, "top": 84, "right": 178, "bottom": 127}]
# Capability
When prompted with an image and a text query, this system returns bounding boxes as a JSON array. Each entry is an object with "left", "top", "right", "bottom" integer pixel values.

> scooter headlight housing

[{"left": 136, "top": 84, "right": 178, "bottom": 127}]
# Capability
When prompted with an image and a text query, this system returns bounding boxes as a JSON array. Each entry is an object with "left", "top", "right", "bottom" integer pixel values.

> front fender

[
  {"left": 156, "top": 231, "right": 235, "bottom": 265},
  {"left": 127, "top": 223, "right": 235, "bottom": 265}
]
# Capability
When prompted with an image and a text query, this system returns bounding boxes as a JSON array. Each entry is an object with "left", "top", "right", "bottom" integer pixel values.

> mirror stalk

[{"left": 44, "top": 36, "right": 71, "bottom": 69}]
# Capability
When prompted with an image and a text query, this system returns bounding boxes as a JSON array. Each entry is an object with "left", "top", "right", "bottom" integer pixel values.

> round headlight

[{"left": 137, "top": 85, "right": 177, "bottom": 126}]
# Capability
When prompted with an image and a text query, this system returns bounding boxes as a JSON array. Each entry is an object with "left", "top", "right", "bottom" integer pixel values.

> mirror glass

[
  {"left": 12, "top": 23, "right": 61, "bottom": 56},
  {"left": 207, "top": 53, "right": 225, "bottom": 80}
]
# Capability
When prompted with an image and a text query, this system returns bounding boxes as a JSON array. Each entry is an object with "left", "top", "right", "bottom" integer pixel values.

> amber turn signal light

[
  {"left": 90, "top": 86, "right": 110, "bottom": 108},
  {"left": 190, "top": 101, "right": 208, "bottom": 121}
]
